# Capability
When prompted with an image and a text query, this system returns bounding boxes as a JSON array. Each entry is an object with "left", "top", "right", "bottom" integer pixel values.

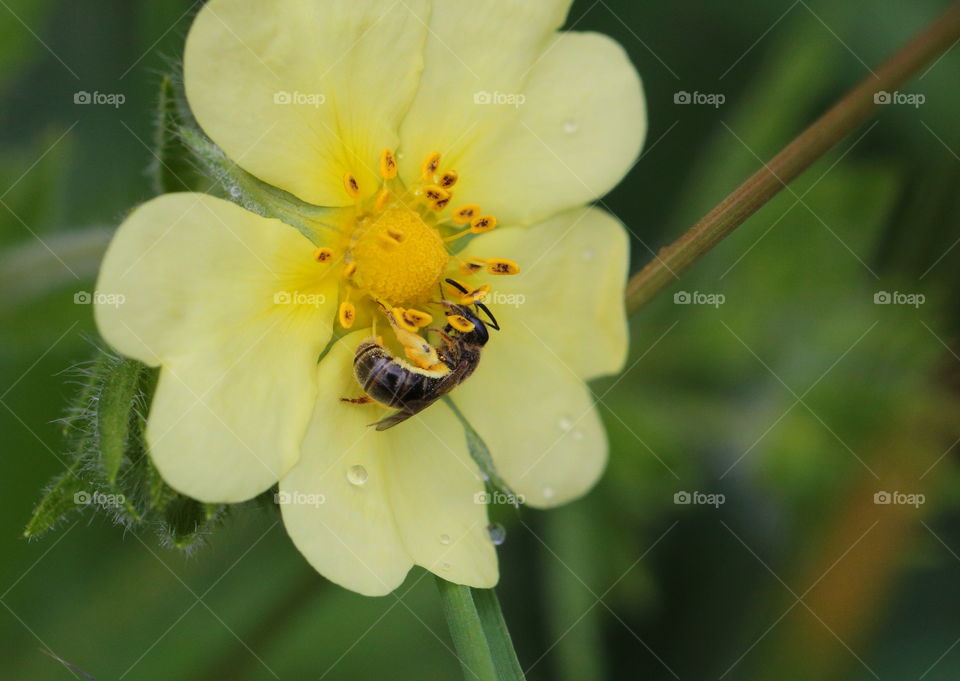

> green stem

[
  {"left": 435, "top": 578, "right": 503, "bottom": 681},
  {"left": 624, "top": 0, "right": 960, "bottom": 313},
  {"left": 472, "top": 588, "right": 525, "bottom": 681}
]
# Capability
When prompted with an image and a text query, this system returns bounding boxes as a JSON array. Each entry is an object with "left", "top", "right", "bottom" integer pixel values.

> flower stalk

[{"left": 624, "top": 0, "right": 960, "bottom": 314}]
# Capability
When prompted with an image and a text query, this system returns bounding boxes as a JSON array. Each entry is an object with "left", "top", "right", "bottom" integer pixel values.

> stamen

[
  {"left": 445, "top": 279, "right": 490, "bottom": 305},
  {"left": 446, "top": 314, "right": 476, "bottom": 333},
  {"left": 452, "top": 204, "right": 480, "bottom": 224},
  {"left": 470, "top": 215, "right": 497, "bottom": 233},
  {"left": 439, "top": 170, "right": 458, "bottom": 188},
  {"left": 402, "top": 308, "right": 433, "bottom": 329},
  {"left": 379, "top": 149, "right": 398, "bottom": 179},
  {"left": 343, "top": 262, "right": 357, "bottom": 278},
  {"left": 343, "top": 173, "right": 361, "bottom": 199},
  {"left": 374, "top": 189, "right": 392, "bottom": 212},
  {"left": 312, "top": 247, "right": 334, "bottom": 263},
  {"left": 459, "top": 257, "right": 487, "bottom": 275},
  {"left": 422, "top": 185, "right": 451, "bottom": 211},
  {"left": 421, "top": 152, "right": 441, "bottom": 181},
  {"left": 339, "top": 301, "right": 356, "bottom": 328},
  {"left": 486, "top": 258, "right": 520, "bottom": 275},
  {"left": 391, "top": 307, "right": 419, "bottom": 332}
]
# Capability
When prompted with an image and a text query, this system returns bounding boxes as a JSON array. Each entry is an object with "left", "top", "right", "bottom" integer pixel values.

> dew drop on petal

[
  {"left": 439, "top": 533, "right": 452, "bottom": 545},
  {"left": 557, "top": 416, "right": 573, "bottom": 431},
  {"left": 487, "top": 523, "right": 506, "bottom": 546},
  {"left": 228, "top": 186, "right": 241, "bottom": 198},
  {"left": 346, "top": 464, "right": 368, "bottom": 486},
  {"left": 543, "top": 486, "right": 555, "bottom": 500},
  {"left": 582, "top": 248, "right": 595, "bottom": 261},
  {"left": 562, "top": 119, "right": 579, "bottom": 134}
]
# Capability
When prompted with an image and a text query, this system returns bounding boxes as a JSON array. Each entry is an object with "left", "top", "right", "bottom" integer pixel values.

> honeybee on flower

[{"left": 95, "top": 0, "right": 645, "bottom": 595}]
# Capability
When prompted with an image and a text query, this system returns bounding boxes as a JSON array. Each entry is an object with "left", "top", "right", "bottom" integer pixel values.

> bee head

[{"left": 440, "top": 301, "right": 498, "bottom": 346}]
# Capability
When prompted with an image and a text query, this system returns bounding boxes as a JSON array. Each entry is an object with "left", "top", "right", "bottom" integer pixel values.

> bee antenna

[
  {"left": 475, "top": 302, "right": 500, "bottom": 330},
  {"left": 444, "top": 278, "right": 470, "bottom": 295}
]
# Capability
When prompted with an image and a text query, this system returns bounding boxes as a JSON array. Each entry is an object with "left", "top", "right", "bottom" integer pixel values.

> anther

[
  {"left": 470, "top": 215, "right": 497, "bottom": 233},
  {"left": 312, "top": 247, "right": 334, "bottom": 263},
  {"left": 343, "top": 173, "right": 361, "bottom": 199},
  {"left": 459, "top": 257, "right": 487, "bottom": 275},
  {"left": 439, "top": 170, "right": 458, "bottom": 188},
  {"left": 343, "top": 262, "right": 357, "bottom": 278},
  {"left": 379, "top": 149, "right": 398, "bottom": 179},
  {"left": 421, "top": 152, "right": 441, "bottom": 181},
  {"left": 339, "top": 301, "right": 356, "bottom": 328},
  {"left": 446, "top": 315, "right": 476, "bottom": 333},
  {"left": 374, "top": 189, "right": 392, "bottom": 212},
  {"left": 452, "top": 204, "right": 480, "bottom": 224},
  {"left": 486, "top": 258, "right": 520, "bottom": 275},
  {"left": 402, "top": 308, "right": 433, "bottom": 329}
]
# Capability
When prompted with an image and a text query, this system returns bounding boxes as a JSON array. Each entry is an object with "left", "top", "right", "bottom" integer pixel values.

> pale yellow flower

[{"left": 95, "top": 0, "right": 645, "bottom": 595}]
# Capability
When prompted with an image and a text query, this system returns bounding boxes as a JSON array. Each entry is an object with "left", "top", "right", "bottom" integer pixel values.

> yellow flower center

[{"left": 348, "top": 207, "right": 448, "bottom": 306}]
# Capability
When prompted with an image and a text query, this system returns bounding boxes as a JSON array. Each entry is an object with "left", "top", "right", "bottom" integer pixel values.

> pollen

[
  {"left": 343, "top": 173, "right": 361, "bottom": 199},
  {"left": 312, "top": 247, "right": 334, "bottom": 263},
  {"left": 446, "top": 314, "right": 476, "bottom": 333},
  {"left": 339, "top": 301, "right": 356, "bottom": 328},
  {"left": 486, "top": 258, "right": 520, "bottom": 275},
  {"left": 348, "top": 208, "right": 449, "bottom": 305}
]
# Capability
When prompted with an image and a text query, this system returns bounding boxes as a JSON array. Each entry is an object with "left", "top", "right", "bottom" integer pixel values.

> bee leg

[
  {"left": 340, "top": 396, "right": 373, "bottom": 405},
  {"left": 425, "top": 328, "right": 456, "bottom": 350}
]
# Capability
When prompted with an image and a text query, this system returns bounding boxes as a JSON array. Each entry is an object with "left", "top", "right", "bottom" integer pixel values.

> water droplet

[
  {"left": 439, "top": 533, "right": 452, "bottom": 545},
  {"left": 582, "top": 248, "right": 595, "bottom": 261},
  {"left": 557, "top": 416, "right": 573, "bottom": 431},
  {"left": 346, "top": 464, "right": 368, "bottom": 486},
  {"left": 562, "top": 119, "right": 579, "bottom": 134},
  {"left": 487, "top": 523, "right": 506, "bottom": 546},
  {"left": 543, "top": 486, "right": 555, "bottom": 500},
  {"left": 228, "top": 186, "right": 241, "bottom": 198}
]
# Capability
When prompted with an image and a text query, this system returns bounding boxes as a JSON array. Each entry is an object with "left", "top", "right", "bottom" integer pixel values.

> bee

[{"left": 346, "top": 279, "right": 500, "bottom": 430}]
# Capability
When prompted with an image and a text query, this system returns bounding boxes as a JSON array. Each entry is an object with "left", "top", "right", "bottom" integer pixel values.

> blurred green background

[{"left": 3, "top": 0, "right": 960, "bottom": 679}]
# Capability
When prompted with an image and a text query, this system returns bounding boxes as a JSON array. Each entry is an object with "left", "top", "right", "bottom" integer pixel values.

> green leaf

[
  {"left": 23, "top": 458, "right": 86, "bottom": 538},
  {"left": 443, "top": 397, "right": 515, "bottom": 503},
  {"left": 98, "top": 356, "right": 145, "bottom": 482}
]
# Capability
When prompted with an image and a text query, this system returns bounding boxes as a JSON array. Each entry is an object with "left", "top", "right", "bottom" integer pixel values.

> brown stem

[{"left": 625, "top": 1, "right": 960, "bottom": 313}]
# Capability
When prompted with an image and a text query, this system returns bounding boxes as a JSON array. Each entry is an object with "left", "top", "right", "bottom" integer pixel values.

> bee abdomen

[{"left": 353, "top": 340, "right": 439, "bottom": 409}]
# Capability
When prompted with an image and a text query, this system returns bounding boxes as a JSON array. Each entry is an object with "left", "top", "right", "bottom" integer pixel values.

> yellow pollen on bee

[
  {"left": 339, "top": 301, "right": 356, "bottom": 328},
  {"left": 439, "top": 170, "right": 458, "bottom": 188},
  {"left": 452, "top": 204, "right": 480, "bottom": 224},
  {"left": 379, "top": 149, "right": 398, "bottom": 179},
  {"left": 446, "top": 314, "right": 476, "bottom": 333},
  {"left": 486, "top": 258, "right": 520, "bottom": 275},
  {"left": 421, "top": 152, "right": 441, "bottom": 181},
  {"left": 343, "top": 173, "right": 361, "bottom": 199},
  {"left": 312, "top": 247, "right": 334, "bottom": 263}
]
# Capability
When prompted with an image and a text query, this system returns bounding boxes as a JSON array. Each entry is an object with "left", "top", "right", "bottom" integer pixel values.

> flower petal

[
  {"left": 95, "top": 193, "right": 336, "bottom": 502},
  {"left": 184, "top": 0, "right": 429, "bottom": 207},
  {"left": 279, "top": 332, "right": 412, "bottom": 596},
  {"left": 380, "top": 403, "right": 498, "bottom": 589},
  {"left": 400, "top": 6, "right": 645, "bottom": 225},
  {"left": 458, "top": 206, "right": 630, "bottom": 381}
]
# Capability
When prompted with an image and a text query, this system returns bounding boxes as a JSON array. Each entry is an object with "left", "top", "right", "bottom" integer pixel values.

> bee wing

[{"left": 370, "top": 409, "right": 415, "bottom": 431}]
